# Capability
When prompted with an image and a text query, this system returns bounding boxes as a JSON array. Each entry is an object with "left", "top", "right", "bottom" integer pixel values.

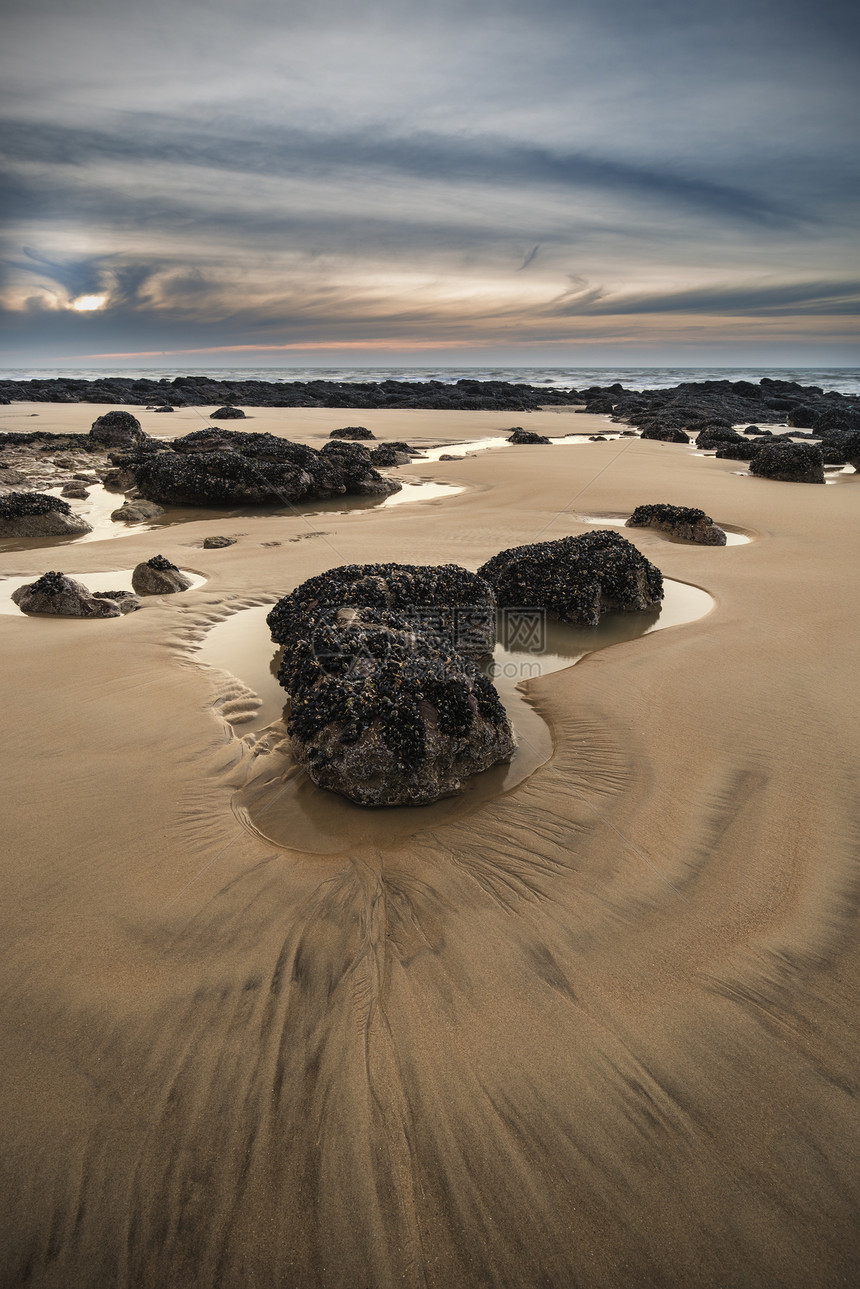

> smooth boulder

[
  {"left": 12, "top": 571, "right": 123, "bottom": 618},
  {"left": 131, "top": 555, "right": 193, "bottom": 595}
]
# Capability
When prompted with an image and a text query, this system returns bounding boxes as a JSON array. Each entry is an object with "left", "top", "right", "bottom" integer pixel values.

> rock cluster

[
  {"left": 0, "top": 491, "right": 91, "bottom": 538},
  {"left": 115, "top": 430, "right": 400, "bottom": 507},
  {"left": 479, "top": 531, "right": 663, "bottom": 627},
  {"left": 131, "top": 555, "right": 193, "bottom": 595},
  {"left": 626, "top": 504, "right": 727, "bottom": 545},
  {"left": 749, "top": 443, "right": 825, "bottom": 484},
  {"left": 12, "top": 571, "right": 140, "bottom": 617},
  {"left": 266, "top": 562, "right": 513, "bottom": 806}
]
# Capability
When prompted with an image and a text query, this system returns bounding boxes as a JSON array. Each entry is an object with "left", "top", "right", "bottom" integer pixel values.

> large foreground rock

[
  {"left": 0, "top": 491, "right": 91, "bottom": 538},
  {"left": 12, "top": 572, "right": 126, "bottom": 618},
  {"left": 626, "top": 504, "right": 727, "bottom": 545},
  {"left": 749, "top": 443, "right": 825, "bottom": 483},
  {"left": 131, "top": 555, "right": 193, "bottom": 595},
  {"left": 479, "top": 531, "right": 663, "bottom": 626},
  {"left": 266, "top": 563, "right": 513, "bottom": 806}
]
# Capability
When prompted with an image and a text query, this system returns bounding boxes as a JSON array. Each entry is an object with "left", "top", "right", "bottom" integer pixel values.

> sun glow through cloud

[{"left": 70, "top": 294, "right": 108, "bottom": 312}]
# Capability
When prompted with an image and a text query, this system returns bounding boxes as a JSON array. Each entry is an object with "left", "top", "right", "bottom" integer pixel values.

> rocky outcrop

[
  {"left": 210, "top": 406, "right": 246, "bottom": 419},
  {"left": 478, "top": 531, "right": 663, "bottom": 627},
  {"left": 11, "top": 571, "right": 130, "bottom": 618},
  {"left": 749, "top": 443, "right": 825, "bottom": 484},
  {"left": 0, "top": 491, "right": 91, "bottom": 538},
  {"left": 129, "top": 433, "right": 399, "bottom": 506},
  {"left": 131, "top": 555, "right": 193, "bottom": 595},
  {"left": 640, "top": 426, "right": 690, "bottom": 443},
  {"left": 329, "top": 426, "right": 375, "bottom": 440},
  {"left": 626, "top": 504, "right": 727, "bottom": 545},
  {"left": 266, "top": 562, "right": 512, "bottom": 806},
  {"left": 88, "top": 410, "right": 148, "bottom": 448},
  {"left": 507, "top": 428, "right": 550, "bottom": 444}
]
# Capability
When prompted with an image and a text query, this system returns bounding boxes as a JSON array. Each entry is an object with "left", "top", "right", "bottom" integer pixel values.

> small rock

[
  {"left": 202, "top": 535, "right": 237, "bottom": 549},
  {"left": 111, "top": 499, "right": 165, "bottom": 523},
  {"left": 210, "top": 406, "right": 246, "bottom": 419},
  {"left": 626, "top": 504, "right": 727, "bottom": 545},
  {"left": 439, "top": 454, "right": 464, "bottom": 461},
  {"left": 329, "top": 426, "right": 375, "bottom": 440},
  {"left": 61, "top": 483, "right": 90, "bottom": 499},
  {"left": 507, "top": 428, "right": 550, "bottom": 445},
  {"left": 131, "top": 554, "right": 193, "bottom": 595},
  {"left": 92, "top": 591, "right": 142, "bottom": 614}
]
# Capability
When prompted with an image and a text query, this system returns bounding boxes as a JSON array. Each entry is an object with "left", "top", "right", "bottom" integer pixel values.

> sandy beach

[{"left": 1, "top": 402, "right": 858, "bottom": 1287}]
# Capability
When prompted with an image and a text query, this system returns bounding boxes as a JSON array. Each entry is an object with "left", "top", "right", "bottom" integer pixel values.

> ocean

[{"left": 2, "top": 365, "right": 859, "bottom": 396}]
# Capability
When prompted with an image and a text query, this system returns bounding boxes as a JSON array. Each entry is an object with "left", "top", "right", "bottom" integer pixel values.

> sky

[{"left": 1, "top": 0, "right": 858, "bottom": 369}]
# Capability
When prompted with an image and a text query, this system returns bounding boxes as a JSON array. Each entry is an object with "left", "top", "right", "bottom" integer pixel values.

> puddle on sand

[
  {"left": 573, "top": 514, "right": 752, "bottom": 545},
  {"left": 416, "top": 432, "right": 621, "bottom": 461},
  {"left": 0, "top": 568, "right": 207, "bottom": 616},
  {"left": 196, "top": 578, "right": 714, "bottom": 852},
  {"left": 0, "top": 479, "right": 465, "bottom": 554}
]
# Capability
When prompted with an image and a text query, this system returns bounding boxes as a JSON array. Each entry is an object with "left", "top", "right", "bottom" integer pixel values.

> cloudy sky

[{"left": 1, "top": 0, "right": 858, "bottom": 367}]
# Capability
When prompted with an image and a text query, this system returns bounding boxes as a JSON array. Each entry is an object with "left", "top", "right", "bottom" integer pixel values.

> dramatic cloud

[{"left": 1, "top": 0, "right": 858, "bottom": 364}]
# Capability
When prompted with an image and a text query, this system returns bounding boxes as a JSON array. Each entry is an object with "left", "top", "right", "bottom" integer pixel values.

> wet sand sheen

[{"left": 197, "top": 580, "right": 714, "bottom": 852}]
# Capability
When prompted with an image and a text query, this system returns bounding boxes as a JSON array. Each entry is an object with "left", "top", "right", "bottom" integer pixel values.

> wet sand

[{"left": 1, "top": 404, "right": 859, "bottom": 1287}]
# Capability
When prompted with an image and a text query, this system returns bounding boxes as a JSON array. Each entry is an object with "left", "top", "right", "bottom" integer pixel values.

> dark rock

[
  {"left": 266, "top": 563, "right": 512, "bottom": 806},
  {"left": 0, "top": 491, "right": 92, "bottom": 537},
  {"left": 478, "top": 530, "right": 663, "bottom": 627},
  {"left": 369, "top": 443, "right": 412, "bottom": 466},
  {"left": 202, "top": 535, "right": 237, "bottom": 549},
  {"left": 626, "top": 504, "right": 726, "bottom": 545},
  {"left": 749, "top": 443, "right": 825, "bottom": 484},
  {"left": 714, "top": 442, "right": 762, "bottom": 461},
  {"left": 131, "top": 555, "right": 193, "bottom": 595},
  {"left": 151, "top": 405, "right": 175, "bottom": 413},
  {"left": 61, "top": 483, "right": 90, "bottom": 499},
  {"left": 111, "top": 499, "right": 165, "bottom": 522},
  {"left": 812, "top": 407, "right": 860, "bottom": 435},
  {"left": 210, "top": 406, "right": 246, "bottom": 419},
  {"left": 439, "top": 454, "right": 464, "bottom": 461},
  {"left": 640, "top": 426, "right": 690, "bottom": 444},
  {"left": 695, "top": 427, "right": 743, "bottom": 451},
  {"left": 329, "top": 426, "right": 375, "bottom": 440},
  {"left": 831, "top": 430, "right": 860, "bottom": 469},
  {"left": 787, "top": 405, "right": 817, "bottom": 429},
  {"left": 507, "top": 428, "right": 550, "bottom": 444},
  {"left": 12, "top": 571, "right": 121, "bottom": 618},
  {"left": 589, "top": 435, "right": 608, "bottom": 442},
  {"left": 89, "top": 410, "right": 147, "bottom": 447}
]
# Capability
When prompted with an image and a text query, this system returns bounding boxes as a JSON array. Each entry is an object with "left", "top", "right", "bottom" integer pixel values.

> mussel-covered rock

[
  {"left": 0, "top": 491, "right": 92, "bottom": 537},
  {"left": 268, "top": 562, "right": 497, "bottom": 657},
  {"left": 329, "top": 426, "right": 375, "bottom": 440},
  {"left": 369, "top": 442, "right": 413, "bottom": 465},
  {"left": 130, "top": 434, "right": 398, "bottom": 505},
  {"left": 837, "top": 430, "right": 860, "bottom": 470},
  {"left": 11, "top": 571, "right": 124, "bottom": 618},
  {"left": 713, "top": 442, "right": 761, "bottom": 461},
  {"left": 695, "top": 427, "right": 743, "bottom": 450},
  {"left": 478, "top": 531, "right": 663, "bottom": 627},
  {"left": 88, "top": 410, "right": 148, "bottom": 448},
  {"left": 626, "top": 503, "right": 726, "bottom": 545},
  {"left": 266, "top": 562, "right": 513, "bottom": 806},
  {"left": 640, "top": 426, "right": 690, "bottom": 443},
  {"left": 507, "top": 428, "right": 550, "bottom": 445},
  {"left": 210, "top": 406, "right": 246, "bottom": 419},
  {"left": 749, "top": 443, "right": 825, "bottom": 484},
  {"left": 131, "top": 554, "right": 193, "bottom": 595}
]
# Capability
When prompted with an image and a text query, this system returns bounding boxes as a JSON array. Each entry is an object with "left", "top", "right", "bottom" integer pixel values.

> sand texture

[{"left": 1, "top": 403, "right": 859, "bottom": 1288}]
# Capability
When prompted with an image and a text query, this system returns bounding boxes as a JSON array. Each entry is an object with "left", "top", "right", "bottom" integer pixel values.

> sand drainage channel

[{"left": 196, "top": 579, "right": 714, "bottom": 852}]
